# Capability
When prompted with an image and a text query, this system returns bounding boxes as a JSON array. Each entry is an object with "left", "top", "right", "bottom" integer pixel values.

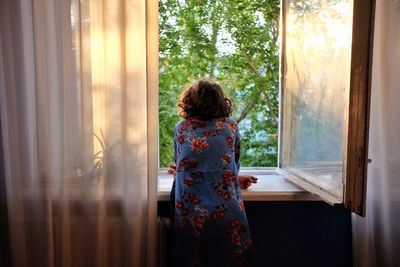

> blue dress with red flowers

[{"left": 173, "top": 117, "right": 253, "bottom": 267}]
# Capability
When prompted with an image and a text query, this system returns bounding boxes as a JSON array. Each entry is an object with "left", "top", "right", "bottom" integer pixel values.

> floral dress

[{"left": 173, "top": 117, "right": 253, "bottom": 267}]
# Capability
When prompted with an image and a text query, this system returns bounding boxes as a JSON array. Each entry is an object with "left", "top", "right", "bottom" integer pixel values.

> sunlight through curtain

[
  {"left": 0, "top": 0, "right": 158, "bottom": 266},
  {"left": 352, "top": 0, "right": 400, "bottom": 266}
]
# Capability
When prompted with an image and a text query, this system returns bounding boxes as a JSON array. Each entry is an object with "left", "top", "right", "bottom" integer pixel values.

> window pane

[
  {"left": 282, "top": 0, "right": 354, "bottom": 201},
  {"left": 159, "top": 0, "right": 280, "bottom": 168}
]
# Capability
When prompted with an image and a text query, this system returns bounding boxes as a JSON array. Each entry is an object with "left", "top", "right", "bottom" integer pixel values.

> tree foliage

[{"left": 159, "top": 0, "right": 280, "bottom": 167}]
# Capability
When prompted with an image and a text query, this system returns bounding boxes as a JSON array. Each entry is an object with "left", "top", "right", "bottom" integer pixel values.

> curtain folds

[
  {"left": 352, "top": 0, "right": 400, "bottom": 266},
  {"left": 0, "top": 0, "right": 157, "bottom": 266}
]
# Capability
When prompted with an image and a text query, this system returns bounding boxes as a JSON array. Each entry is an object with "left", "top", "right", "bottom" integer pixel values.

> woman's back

[{"left": 173, "top": 117, "right": 253, "bottom": 267}]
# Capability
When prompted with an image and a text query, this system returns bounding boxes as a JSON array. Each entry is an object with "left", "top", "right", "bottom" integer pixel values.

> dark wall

[
  {"left": 158, "top": 200, "right": 352, "bottom": 267},
  {"left": 245, "top": 201, "right": 352, "bottom": 267}
]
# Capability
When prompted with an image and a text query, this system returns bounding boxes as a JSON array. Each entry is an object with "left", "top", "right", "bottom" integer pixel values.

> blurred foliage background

[{"left": 159, "top": 0, "right": 280, "bottom": 167}]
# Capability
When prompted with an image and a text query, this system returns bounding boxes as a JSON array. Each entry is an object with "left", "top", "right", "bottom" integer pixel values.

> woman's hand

[
  {"left": 238, "top": 175, "right": 258, "bottom": 189},
  {"left": 167, "top": 165, "right": 177, "bottom": 178}
]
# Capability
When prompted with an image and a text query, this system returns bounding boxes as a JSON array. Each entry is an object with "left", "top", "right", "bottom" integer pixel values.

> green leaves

[{"left": 159, "top": 0, "right": 280, "bottom": 167}]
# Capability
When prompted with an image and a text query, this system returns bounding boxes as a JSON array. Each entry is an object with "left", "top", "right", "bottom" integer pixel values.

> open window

[
  {"left": 278, "top": 0, "right": 375, "bottom": 216},
  {"left": 157, "top": 0, "right": 375, "bottom": 215}
]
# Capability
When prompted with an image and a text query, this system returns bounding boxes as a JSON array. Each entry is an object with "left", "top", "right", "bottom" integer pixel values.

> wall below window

[{"left": 158, "top": 200, "right": 352, "bottom": 267}]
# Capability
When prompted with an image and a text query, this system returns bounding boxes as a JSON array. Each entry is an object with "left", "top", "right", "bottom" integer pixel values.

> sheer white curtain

[
  {"left": 0, "top": 0, "right": 158, "bottom": 266},
  {"left": 352, "top": 0, "right": 400, "bottom": 266}
]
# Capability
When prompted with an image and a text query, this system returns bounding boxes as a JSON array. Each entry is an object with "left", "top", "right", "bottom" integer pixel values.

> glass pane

[
  {"left": 158, "top": 0, "right": 280, "bottom": 168},
  {"left": 282, "top": 0, "right": 354, "bottom": 201}
]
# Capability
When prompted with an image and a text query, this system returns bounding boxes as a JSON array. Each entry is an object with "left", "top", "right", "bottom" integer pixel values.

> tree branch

[
  {"left": 235, "top": 46, "right": 278, "bottom": 124},
  {"left": 236, "top": 87, "right": 263, "bottom": 123},
  {"left": 176, "top": 0, "right": 182, "bottom": 11},
  {"left": 239, "top": 47, "right": 261, "bottom": 76},
  {"left": 262, "top": 91, "right": 278, "bottom": 124},
  {"left": 209, "top": 3, "right": 221, "bottom": 78}
]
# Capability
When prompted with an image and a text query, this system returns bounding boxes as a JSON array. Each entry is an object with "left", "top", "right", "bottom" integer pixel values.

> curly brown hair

[{"left": 177, "top": 79, "right": 233, "bottom": 119}]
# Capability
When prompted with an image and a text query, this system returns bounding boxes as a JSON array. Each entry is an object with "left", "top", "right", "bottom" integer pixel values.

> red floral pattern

[
  {"left": 227, "top": 136, "right": 234, "bottom": 149},
  {"left": 183, "top": 177, "right": 193, "bottom": 187},
  {"left": 229, "top": 121, "right": 238, "bottom": 132},
  {"left": 203, "top": 129, "right": 219, "bottom": 137},
  {"left": 177, "top": 135, "right": 185, "bottom": 144},
  {"left": 222, "top": 153, "right": 231, "bottom": 164},
  {"left": 190, "top": 137, "right": 209, "bottom": 152},
  {"left": 177, "top": 156, "right": 198, "bottom": 172}
]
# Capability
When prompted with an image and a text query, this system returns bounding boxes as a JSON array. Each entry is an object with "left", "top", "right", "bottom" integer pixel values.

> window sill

[{"left": 157, "top": 168, "right": 319, "bottom": 201}]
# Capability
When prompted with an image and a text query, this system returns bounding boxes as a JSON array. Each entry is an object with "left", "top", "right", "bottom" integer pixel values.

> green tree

[{"left": 159, "top": 0, "right": 280, "bottom": 167}]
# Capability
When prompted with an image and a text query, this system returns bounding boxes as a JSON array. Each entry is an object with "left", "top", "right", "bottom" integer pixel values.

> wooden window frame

[{"left": 278, "top": 0, "right": 376, "bottom": 216}]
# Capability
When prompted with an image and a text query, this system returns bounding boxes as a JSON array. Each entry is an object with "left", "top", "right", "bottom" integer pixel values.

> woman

[{"left": 170, "top": 79, "right": 257, "bottom": 267}]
